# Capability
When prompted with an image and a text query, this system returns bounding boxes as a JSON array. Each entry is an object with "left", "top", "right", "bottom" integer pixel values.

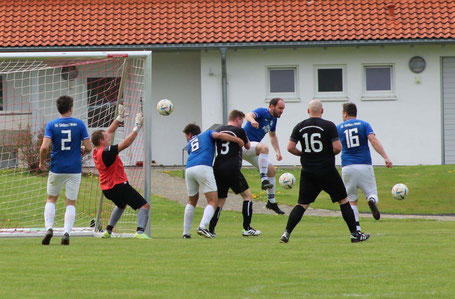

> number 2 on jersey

[
  {"left": 61, "top": 130, "right": 71, "bottom": 151},
  {"left": 344, "top": 128, "right": 360, "bottom": 148}
]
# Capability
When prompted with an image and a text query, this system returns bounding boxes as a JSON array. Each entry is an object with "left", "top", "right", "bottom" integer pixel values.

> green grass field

[
  {"left": 1, "top": 196, "right": 454, "bottom": 298},
  {"left": 168, "top": 165, "right": 455, "bottom": 215}
]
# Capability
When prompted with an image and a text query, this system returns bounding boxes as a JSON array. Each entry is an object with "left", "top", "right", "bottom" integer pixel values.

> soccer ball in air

[
  {"left": 156, "top": 99, "right": 174, "bottom": 116},
  {"left": 279, "top": 173, "right": 296, "bottom": 189},
  {"left": 391, "top": 183, "right": 408, "bottom": 200}
]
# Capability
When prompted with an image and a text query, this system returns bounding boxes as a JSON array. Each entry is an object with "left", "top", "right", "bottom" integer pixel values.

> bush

[{"left": 15, "top": 124, "right": 50, "bottom": 173}]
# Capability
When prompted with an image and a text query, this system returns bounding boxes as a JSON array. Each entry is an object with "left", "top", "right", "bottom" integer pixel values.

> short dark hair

[
  {"left": 56, "top": 95, "right": 74, "bottom": 114},
  {"left": 183, "top": 123, "right": 201, "bottom": 136},
  {"left": 269, "top": 97, "right": 283, "bottom": 107},
  {"left": 343, "top": 103, "right": 357, "bottom": 117},
  {"left": 228, "top": 109, "right": 245, "bottom": 121},
  {"left": 91, "top": 130, "right": 105, "bottom": 146}
]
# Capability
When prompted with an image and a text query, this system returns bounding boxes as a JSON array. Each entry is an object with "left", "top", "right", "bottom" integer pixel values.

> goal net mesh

[{"left": 0, "top": 55, "right": 147, "bottom": 237}]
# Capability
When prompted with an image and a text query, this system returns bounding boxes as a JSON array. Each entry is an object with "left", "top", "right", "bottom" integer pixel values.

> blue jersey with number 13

[
  {"left": 337, "top": 119, "right": 374, "bottom": 167},
  {"left": 186, "top": 130, "right": 215, "bottom": 169},
  {"left": 44, "top": 117, "right": 89, "bottom": 174}
]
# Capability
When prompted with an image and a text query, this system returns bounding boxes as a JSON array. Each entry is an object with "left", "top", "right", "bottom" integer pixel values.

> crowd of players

[{"left": 39, "top": 95, "right": 391, "bottom": 245}]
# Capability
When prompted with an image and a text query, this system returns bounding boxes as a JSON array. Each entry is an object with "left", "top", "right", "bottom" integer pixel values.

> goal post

[{"left": 0, "top": 51, "right": 152, "bottom": 238}]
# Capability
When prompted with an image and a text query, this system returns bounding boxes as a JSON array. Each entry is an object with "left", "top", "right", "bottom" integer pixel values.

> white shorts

[
  {"left": 47, "top": 172, "right": 82, "bottom": 201},
  {"left": 341, "top": 164, "right": 378, "bottom": 202},
  {"left": 242, "top": 141, "right": 271, "bottom": 169},
  {"left": 185, "top": 165, "right": 217, "bottom": 196}
]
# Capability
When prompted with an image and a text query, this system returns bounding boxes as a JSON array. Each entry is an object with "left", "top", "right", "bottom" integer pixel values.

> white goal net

[{"left": 0, "top": 51, "right": 152, "bottom": 237}]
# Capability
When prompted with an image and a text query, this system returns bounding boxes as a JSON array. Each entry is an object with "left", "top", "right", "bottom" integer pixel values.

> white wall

[
  {"left": 201, "top": 45, "right": 455, "bottom": 166},
  {"left": 151, "top": 51, "right": 202, "bottom": 165}
]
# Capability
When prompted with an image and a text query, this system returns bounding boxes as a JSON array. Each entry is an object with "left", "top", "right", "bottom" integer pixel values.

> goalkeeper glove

[
  {"left": 116, "top": 104, "right": 129, "bottom": 122},
  {"left": 133, "top": 113, "right": 144, "bottom": 133}
]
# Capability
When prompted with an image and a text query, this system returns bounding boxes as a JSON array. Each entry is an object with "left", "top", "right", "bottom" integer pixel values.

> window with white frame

[
  {"left": 266, "top": 66, "right": 298, "bottom": 100},
  {"left": 314, "top": 65, "right": 346, "bottom": 99},
  {"left": 362, "top": 65, "right": 395, "bottom": 100}
]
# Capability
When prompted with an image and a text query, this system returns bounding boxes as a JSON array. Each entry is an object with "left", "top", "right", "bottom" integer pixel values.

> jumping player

[
  {"left": 39, "top": 95, "right": 92, "bottom": 245},
  {"left": 182, "top": 123, "right": 245, "bottom": 239},
  {"left": 209, "top": 110, "right": 261, "bottom": 237},
  {"left": 243, "top": 98, "right": 285, "bottom": 215},
  {"left": 91, "top": 105, "right": 150, "bottom": 239},
  {"left": 337, "top": 102, "right": 392, "bottom": 231},
  {"left": 280, "top": 99, "right": 370, "bottom": 243}
]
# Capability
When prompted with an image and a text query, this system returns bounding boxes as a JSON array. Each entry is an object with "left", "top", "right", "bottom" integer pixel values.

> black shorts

[
  {"left": 298, "top": 167, "right": 347, "bottom": 205},
  {"left": 214, "top": 170, "right": 249, "bottom": 199},
  {"left": 102, "top": 182, "right": 147, "bottom": 210}
]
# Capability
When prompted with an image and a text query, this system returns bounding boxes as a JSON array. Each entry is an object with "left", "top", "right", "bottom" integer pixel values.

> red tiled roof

[{"left": 1, "top": 0, "right": 454, "bottom": 48}]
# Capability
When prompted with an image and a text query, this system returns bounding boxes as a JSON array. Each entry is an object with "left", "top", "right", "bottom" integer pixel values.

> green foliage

[
  {"left": 14, "top": 124, "right": 49, "bottom": 173},
  {"left": 0, "top": 196, "right": 454, "bottom": 298}
]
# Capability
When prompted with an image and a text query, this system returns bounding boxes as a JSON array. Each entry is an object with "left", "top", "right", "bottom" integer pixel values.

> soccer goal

[{"left": 0, "top": 51, "right": 152, "bottom": 238}]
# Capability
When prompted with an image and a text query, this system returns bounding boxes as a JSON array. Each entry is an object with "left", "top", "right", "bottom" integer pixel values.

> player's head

[
  {"left": 268, "top": 98, "right": 285, "bottom": 118},
  {"left": 183, "top": 123, "right": 201, "bottom": 141},
  {"left": 91, "top": 130, "right": 110, "bottom": 147},
  {"left": 308, "top": 99, "right": 323, "bottom": 117},
  {"left": 228, "top": 109, "right": 245, "bottom": 127},
  {"left": 342, "top": 102, "right": 357, "bottom": 121},
  {"left": 56, "top": 95, "right": 74, "bottom": 115}
]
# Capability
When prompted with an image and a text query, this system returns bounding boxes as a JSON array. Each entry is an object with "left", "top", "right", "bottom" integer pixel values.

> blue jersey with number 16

[
  {"left": 186, "top": 130, "right": 215, "bottom": 169},
  {"left": 337, "top": 119, "right": 374, "bottom": 167},
  {"left": 44, "top": 117, "right": 89, "bottom": 174}
]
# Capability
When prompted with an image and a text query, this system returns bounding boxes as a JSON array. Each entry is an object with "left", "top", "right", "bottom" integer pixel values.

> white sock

[
  {"left": 267, "top": 176, "right": 276, "bottom": 203},
  {"left": 258, "top": 154, "right": 268, "bottom": 179},
  {"left": 183, "top": 204, "right": 195, "bottom": 235},
  {"left": 44, "top": 202, "right": 55, "bottom": 230},
  {"left": 199, "top": 205, "right": 215, "bottom": 229},
  {"left": 351, "top": 205, "right": 361, "bottom": 231},
  {"left": 64, "top": 205, "right": 76, "bottom": 235}
]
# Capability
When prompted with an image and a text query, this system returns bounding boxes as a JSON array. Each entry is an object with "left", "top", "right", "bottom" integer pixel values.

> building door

[{"left": 442, "top": 57, "right": 455, "bottom": 164}]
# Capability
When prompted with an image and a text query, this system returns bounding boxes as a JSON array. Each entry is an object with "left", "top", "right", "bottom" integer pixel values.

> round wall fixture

[
  {"left": 61, "top": 66, "right": 78, "bottom": 80},
  {"left": 409, "top": 56, "right": 426, "bottom": 73}
]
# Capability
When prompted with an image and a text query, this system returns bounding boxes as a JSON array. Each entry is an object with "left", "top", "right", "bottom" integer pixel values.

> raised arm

[
  {"left": 245, "top": 112, "right": 259, "bottom": 129},
  {"left": 212, "top": 132, "right": 244, "bottom": 148},
  {"left": 269, "top": 131, "right": 282, "bottom": 161},
  {"left": 287, "top": 140, "right": 301, "bottom": 157},
  {"left": 106, "top": 104, "right": 128, "bottom": 135},
  {"left": 368, "top": 134, "right": 392, "bottom": 167},
  {"left": 118, "top": 113, "right": 143, "bottom": 152},
  {"left": 39, "top": 137, "right": 52, "bottom": 170}
]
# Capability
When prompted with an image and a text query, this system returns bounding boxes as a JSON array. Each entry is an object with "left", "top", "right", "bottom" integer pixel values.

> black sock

[
  {"left": 209, "top": 207, "right": 222, "bottom": 233},
  {"left": 106, "top": 225, "right": 114, "bottom": 234},
  {"left": 340, "top": 202, "right": 357, "bottom": 233},
  {"left": 285, "top": 205, "right": 305, "bottom": 234},
  {"left": 242, "top": 201, "right": 253, "bottom": 230},
  {"left": 136, "top": 227, "right": 144, "bottom": 233},
  {"left": 356, "top": 221, "right": 360, "bottom": 227}
]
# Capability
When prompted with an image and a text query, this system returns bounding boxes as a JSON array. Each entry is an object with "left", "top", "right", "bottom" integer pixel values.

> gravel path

[{"left": 150, "top": 167, "right": 455, "bottom": 221}]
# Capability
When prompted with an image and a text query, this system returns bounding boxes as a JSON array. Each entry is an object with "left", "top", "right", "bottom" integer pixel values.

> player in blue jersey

[
  {"left": 182, "top": 123, "right": 245, "bottom": 238},
  {"left": 243, "top": 97, "right": 285, "bottom": 214},
  {"left": 39, "top": 95, "right": 92, "bottom": 245},
  {"left": 337, "top": 103, "right": 392, "bottom": 230}
]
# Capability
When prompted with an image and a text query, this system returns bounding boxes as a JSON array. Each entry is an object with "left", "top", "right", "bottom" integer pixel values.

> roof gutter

[{"left": 1, "top": 39, "right": 455, "bottom": 52}]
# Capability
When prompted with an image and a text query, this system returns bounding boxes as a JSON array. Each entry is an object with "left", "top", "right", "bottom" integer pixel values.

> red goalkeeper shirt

[{"left": 93, "top": 145, "right": 128, "bottom": 190}]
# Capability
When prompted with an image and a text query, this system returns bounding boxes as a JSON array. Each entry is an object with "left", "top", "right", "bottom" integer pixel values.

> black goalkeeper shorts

[{"left": 102, "top": 182, "right": 147, "bottom": 210}]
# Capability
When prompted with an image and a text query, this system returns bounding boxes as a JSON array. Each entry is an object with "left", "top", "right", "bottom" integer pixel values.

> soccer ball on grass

[
  {"left": 156, "top": 99, "right": 174, "bottom": 116},
  {"left": 279, "top": 173, "right": 296, "bottom": 189},
  {"left": 391, "top": 183, "right": 408, "bottom": 200}
]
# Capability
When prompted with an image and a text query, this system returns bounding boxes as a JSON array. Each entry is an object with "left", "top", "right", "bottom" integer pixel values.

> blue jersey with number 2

[
  {"left": 243, "top": 107, "right": 277, "bottom": 142},
  {"left": 44, "top": 117, "right": 89, "bottom": 173},
  {"left": 186, "top": 130, "right": 215, "bottom": 169},
  {"left": 337, "top": 119, "right": 374, "bottom": 167}
]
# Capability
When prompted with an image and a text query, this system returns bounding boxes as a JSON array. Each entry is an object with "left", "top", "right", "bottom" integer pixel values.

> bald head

[{"left": 308, "top": 99, "right": 323, "bottom": 117}]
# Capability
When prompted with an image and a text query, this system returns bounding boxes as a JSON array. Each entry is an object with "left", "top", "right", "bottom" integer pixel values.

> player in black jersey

[
  {"left": 280, "top": 99, "right": 370, "bottom": 243},
  {"left": 209, "top": 110, "right": 261, "bottom": 237}
]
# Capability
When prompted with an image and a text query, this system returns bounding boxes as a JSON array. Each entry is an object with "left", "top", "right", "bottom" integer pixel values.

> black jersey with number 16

[
  {"left": 290, "top": 117, "right": 339, "bottom": 171},
  {"left": 214, "top": 125, "right": 249, "bottom": 173}
]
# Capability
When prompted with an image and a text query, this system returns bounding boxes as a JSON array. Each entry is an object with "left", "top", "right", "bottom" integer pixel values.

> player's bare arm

[
  {"left": 212, "top": 132, "right": 244, "bottom": 148},
  {"left": 118, "top": 113, "right": 143, "bottom": 152},
  {"left": 106, "top": 104, "right": 128, "bottom": 136},
  {"left": 39, "top": 137, "right": 52, "bottom": 170},
  {"left": 287, "top": 140, "right": 302, "bottom": 157},
  {"left": 245, "top": 112, "right": 259, "bottom": 129},
  {"left": 81, "top": 139, "right": 93, "bottom": 155},
  {"left": 332, "top": 139, "right": 342, "bottom": 155},
  {"left": 269, "top": 131, "right": 283, "bottom": 161},
  {"left": 368, "top": 134, "right": 392, "bottom": 167}
]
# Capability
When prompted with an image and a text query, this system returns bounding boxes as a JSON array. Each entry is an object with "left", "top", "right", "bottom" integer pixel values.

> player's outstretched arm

[
  {"left": 118, "top": 113, "right": 143, "bottom": 152},
  {"left": 269, "top": 131, "right": 282, "bottom": 161},
  {"left": 107, "top": 104, "right": 129, "bottom": 135},
  {"left": 332, "top": 140, "right": 342, "bottom": 155},
  {"left": 287, "top": 140, "right": 301, "bottom": 157},
  {"left": 368, "top": 134, "right": 392, "bottom": 167},
  {"left": 245, "top": 112, "right": 259, "bottom": 129},
  {"left": 212, "top": 132, "right": 244, "bottom": 148},
  {"left": 39, "top": 137, "right": 52, "bottom": 170}
]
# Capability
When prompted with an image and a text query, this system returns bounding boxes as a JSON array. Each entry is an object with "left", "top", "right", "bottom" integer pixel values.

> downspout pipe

[{"left": 220, "top": 47, "right": 228, "bottom": 124}]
